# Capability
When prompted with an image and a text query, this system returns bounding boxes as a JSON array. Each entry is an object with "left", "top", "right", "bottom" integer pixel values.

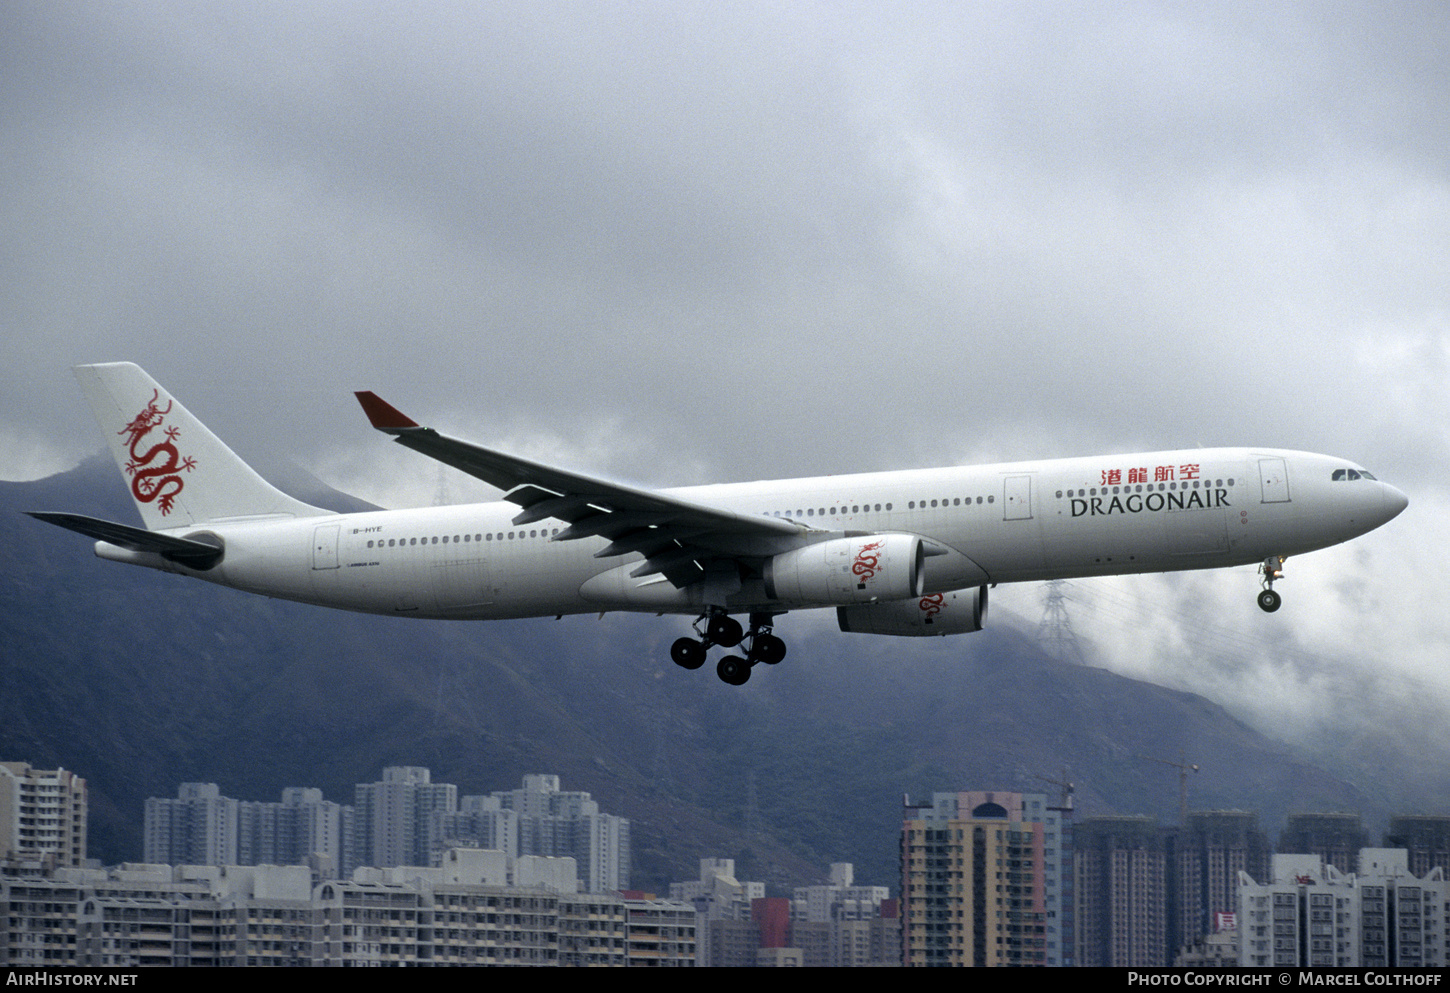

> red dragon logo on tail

[{"left": 120, "top": 389, "right": 196, "bottom": 515}]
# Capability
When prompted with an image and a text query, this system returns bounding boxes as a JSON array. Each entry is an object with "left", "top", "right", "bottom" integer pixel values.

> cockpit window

[
  {"left": 1332, "top": 469, "right": 1346, "bottom": 481},
  {"left": 1332, "top": 468, "right": 1374, "bottom": 481},
  {"left": 1360, "top": 470, "right": 1377, "bottom": 480}
]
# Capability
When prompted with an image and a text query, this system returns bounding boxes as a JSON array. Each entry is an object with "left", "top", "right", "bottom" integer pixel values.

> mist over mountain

[{"left": 2, "top": 459, "right": 1439, "bottom": 893}]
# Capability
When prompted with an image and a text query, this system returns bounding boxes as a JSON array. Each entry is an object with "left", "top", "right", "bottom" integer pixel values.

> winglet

[{"left": 355, "top": 391, "right": 420, "bottom": 431}]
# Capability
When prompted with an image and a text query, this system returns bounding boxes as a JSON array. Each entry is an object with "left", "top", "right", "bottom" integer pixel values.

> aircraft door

[
  {"left": 1003, "top": 475, "right": 1033, "bottom": 520},
  {"left": 1259, "top": 458, "right": 1291, "bottom": 503},
  {"left": 311, "top": 524, "right": 340, "bottom": 570}
]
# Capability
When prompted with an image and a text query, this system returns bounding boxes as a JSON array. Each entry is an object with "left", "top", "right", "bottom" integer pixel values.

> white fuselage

[{"left": 116, "top": 447, "right": 1405, "bottom": 622}]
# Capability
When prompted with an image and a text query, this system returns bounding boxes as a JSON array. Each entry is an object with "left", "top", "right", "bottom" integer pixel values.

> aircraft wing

[{"left": 355, "top": 392, "right": 811, "bottom": 587}]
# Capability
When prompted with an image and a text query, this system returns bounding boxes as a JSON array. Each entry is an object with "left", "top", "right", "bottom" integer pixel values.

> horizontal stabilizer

[{"left": 27, "top": 512, "right": 223, "bottom": 568}]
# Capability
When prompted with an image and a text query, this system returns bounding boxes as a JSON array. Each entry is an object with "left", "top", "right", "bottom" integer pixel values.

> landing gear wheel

[
  {"left": 717, "top": 655, "right": 751, "bottom": 686},
  {"left": 1257, "top": 589, "right": 1282, "bottom": 613},
  {"left": 670, "top": 637, "right": 707, "bottom": 670},
  {"left": 750, "top": 633, "right": 786, "bottom": 665},
  {"left": 707, "top": 614, "right": 744, "bottom": 648}
]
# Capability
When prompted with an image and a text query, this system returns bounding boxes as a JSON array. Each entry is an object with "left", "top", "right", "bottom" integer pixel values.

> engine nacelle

[
  {"left": 763, "top": 534, "right": 923, "bottom": 605},
  {"left": 836, "top": 585, "right": 988, "bottom": 636}
]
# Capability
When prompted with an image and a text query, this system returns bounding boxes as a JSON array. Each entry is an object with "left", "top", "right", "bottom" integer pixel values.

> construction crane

[
  {"left": 1138, "top": 753, "right": 1199, "bottom": 826},
  {"left": 1033, "top": 769, "right": 1075, "bottom": 813}
]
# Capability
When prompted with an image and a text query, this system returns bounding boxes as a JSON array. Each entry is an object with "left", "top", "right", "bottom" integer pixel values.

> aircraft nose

[{"left": 1382, "top": 482, "right": 1409, "bottom": 521}]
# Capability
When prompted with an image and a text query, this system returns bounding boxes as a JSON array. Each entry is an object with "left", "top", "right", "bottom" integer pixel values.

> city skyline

[{"left": 11, "top": 756, "right": 1450, "bottom": 967}]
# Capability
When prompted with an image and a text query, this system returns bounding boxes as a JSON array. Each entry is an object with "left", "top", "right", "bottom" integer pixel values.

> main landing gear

[
  {"left": 670, "top": 610, "right": 787, "bottom": 686},
  {"left": 1257, "top": 555, "right": 1285, "bottom": 613}
]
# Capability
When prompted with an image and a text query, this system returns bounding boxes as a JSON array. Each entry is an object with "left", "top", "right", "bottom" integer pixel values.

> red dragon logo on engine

[
  {"left": 918, "top": 592, "right": 945, "bottom": 624},
  {"left": 852, "top": 540, "right": 886, "bottom": 589},
  {"left": 119, "top": 389, "right": 196, "bottom": 516}
]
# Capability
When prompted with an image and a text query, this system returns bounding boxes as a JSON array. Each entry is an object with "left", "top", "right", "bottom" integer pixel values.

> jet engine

[
  {"left": 763, "top": 533, "right": 923, "bottom": 604},
  {"left": 836, "top": 585, "right": 988, "bottom": 636}
]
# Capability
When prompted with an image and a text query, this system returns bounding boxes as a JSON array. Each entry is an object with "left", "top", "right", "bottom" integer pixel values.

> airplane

[{"left": 30, "top": 363, "right": 1408, "bottom": 686}]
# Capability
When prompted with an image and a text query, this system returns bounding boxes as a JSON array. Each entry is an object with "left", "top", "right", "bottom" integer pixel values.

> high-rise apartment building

[
  {"left": 145, "top": 783, "right": 344, "bottom": 872},
  {"left": 1171, "top": 810, "right": 1269, "bottom": 954},
  {"left": 1238, "top": 849, "right": 1447, "bottom": 967},
  {"left": 1278, "top": 813, "right": 1367, "bottom": 875},
  {"left": 238, "top": 787, "right": 345, "bottom": 872},
  {"left": 143, "top": 783, "right": 238, "bottom": 866},
  {"left": 1385, "top": 815, "right": 1450, "bottom": 879},
  {"left": 488, "top": 775, "right": 629, "bottom": 893},
  {"left": 438, "top": 794, "right": 519, "bottom": 859},
  {"left": 0, "top": 762, "right": 87, "bottom": 869},
  {"left": 1074, "top": 815, "right": 1167, "bottom": 967},
  {"left": 900, "top": 791, "right": 1060, "bottom": 967},
  {"left": 348, "top": 766, "right": 457, "bottom": 873}
]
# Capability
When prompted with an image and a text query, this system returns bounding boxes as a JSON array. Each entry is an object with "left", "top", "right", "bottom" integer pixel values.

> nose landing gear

[
  {"left": 670, "top": 610, "right": 787, "bottom": 685},
  {"left": 1257, "top": 556, "right": 1285, "bottom": 612}
]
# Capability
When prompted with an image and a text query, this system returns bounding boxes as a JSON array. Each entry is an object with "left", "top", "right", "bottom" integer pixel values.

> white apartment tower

[
  {"left": 348, "top": 766, "right": 457, "bottom": 872},
  {"left": 1238, "top": 849, "right": 1448, "bottom": 967},
  {"left": 0, "top": 762, "right": 87, "bottom": 868},
  {"left": 144, "top": 783, "right": 238, "bottom": 866},
  {"left": 488, "top": 775, "right": 630, "bottom": 893}
]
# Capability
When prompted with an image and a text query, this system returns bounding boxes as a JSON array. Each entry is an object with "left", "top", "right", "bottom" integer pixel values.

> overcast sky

[{"left": 4, "top": 2, "right": 1447, "bottom": 769}]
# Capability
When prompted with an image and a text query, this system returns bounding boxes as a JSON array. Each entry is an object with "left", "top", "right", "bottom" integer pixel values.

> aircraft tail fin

[{"left": 74, "top": 362, "right": 332, "bottom": 529}]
